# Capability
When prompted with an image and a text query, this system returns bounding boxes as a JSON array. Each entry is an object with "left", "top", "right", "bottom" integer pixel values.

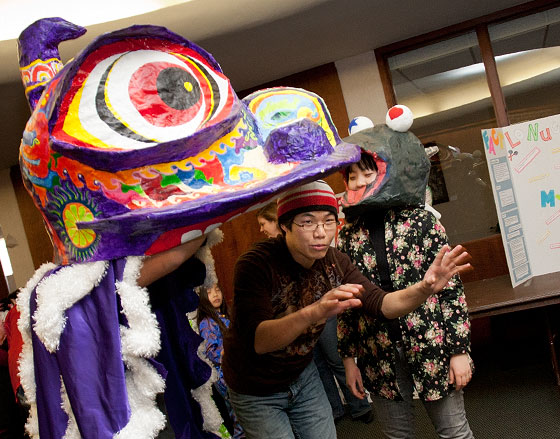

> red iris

[{"left": 128, "top": 62, "right": 205, "bottom": 127}]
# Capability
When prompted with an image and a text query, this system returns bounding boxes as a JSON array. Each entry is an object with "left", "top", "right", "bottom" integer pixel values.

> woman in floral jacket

[{"left": 337, "top": 152, "right": 475, "bottom": 439}]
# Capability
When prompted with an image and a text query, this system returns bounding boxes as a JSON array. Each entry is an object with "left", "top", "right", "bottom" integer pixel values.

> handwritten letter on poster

[{"left": 482, "top": 114, "right": 560, "bottom": 286}]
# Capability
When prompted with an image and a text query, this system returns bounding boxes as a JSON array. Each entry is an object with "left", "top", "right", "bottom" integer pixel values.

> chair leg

[{"left": 544, "top": 309, "right": 560, "bottom": 387}]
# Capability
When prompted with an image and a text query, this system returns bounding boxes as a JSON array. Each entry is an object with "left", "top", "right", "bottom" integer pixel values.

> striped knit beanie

[{"left": 277, "top": 180, "right": 338, "bottom": 223}]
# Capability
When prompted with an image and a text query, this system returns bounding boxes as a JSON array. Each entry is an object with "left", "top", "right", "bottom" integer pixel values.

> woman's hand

[
  {"left": 421, "top": 245, "right": 472, "bottom": 295},
  {"left": 449, "top": 353, "right": 473, "bottom": 390},
  {"left": 343, "top": 357, "right": 367, "bottom": 399}
]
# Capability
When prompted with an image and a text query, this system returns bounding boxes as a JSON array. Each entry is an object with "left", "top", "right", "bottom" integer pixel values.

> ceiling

[{"left": 0, "top": 0, "right": 534, "bottom": 169}]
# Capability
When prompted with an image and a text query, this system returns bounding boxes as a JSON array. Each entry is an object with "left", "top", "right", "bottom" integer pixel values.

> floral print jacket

[{"left": 337, "top": 208, "right": 471, "bottom": 401}]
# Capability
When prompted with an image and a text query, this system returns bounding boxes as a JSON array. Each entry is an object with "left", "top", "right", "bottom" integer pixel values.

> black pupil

[{"left": 157, "top": 67, "right": 201, "bottom": 110}]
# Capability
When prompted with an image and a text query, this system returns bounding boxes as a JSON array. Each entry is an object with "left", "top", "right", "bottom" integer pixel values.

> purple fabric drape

[
  {"left": 31, "top": 260, "right": 130, "bottom": 438},
  {"left": 149, "top": 257, "right": 220, "bottom": 439}
]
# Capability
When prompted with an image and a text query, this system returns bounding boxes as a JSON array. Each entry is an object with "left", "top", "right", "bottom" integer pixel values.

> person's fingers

[
  {"left": 347, "top": 378, "right": 363, "bottom": 399},
  {"left": 350, "top": 283, "right": 366, "bottom": 292},
  {"left": 456, "top": 374, "right": 467, "bottom": 390},
  {"left": 338, "top": 283, "right": 363, "bottom": 291},
  {"left": 449, "top": 366, "right": 455, "bottom": 384},
  {"left": 455, "top": 370, "right": 473, "bottom": 390},
  {"left": 452, "top": 250, "right": 472, "bottom": 266},
  {"left": 342, "top": 298, "right": 362, "bottom": 309},
  {"left": 337, "top": 284, "right": 365, "bottom": 296},
  {"left": 323, "top": 298, "right": 362, "bottom": 318},
  {"left": 351, "top": 387, "right": 364, "bottom": 399},
  {"left": 327, "top": 284, "right": 366, "bottom": 302},
  {"left": 432, "top": 245, "right": 449, "bottom": 267},
  {"left": 356, "top": 378, "right": 365, "bottom": 395},
  {"left": 354, "top": 380, "right": 366, "bottom": 399},
  {"left": 455, "top": 261, "right": 473, "bottom": 276},
  {"left": 346, "top": 366, "right": 367, "bottom": 399},
  {"left": 327, "top": 298, "right": 362, "bottom": 314},
  {"left": 326, "top": 290, "right": 355, "bottom": 301}
]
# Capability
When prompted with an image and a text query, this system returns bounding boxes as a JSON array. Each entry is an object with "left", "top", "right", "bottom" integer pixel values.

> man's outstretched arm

[
  {"left": 254, "top": 284, "right": 363, "bottom": 354},
  {"left": 380, "top": 245, "right": 471, "bottom": 319}
]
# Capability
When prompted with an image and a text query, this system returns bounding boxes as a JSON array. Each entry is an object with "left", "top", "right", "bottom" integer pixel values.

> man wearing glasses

[{"left": 222, "top": 180, "right": 470, "bottom": 439}]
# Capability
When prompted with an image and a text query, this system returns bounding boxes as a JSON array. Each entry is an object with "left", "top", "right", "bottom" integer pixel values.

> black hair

[
  {"left": 343, "top": 151, "right": 378, "bottom": 182},
  {"left": 0, "top": 298, "right": 10, "bottom": 312},
  {"left": 277, "top": 212, "right": 296, "bottom": 236},
  {"left": 196, "top": 284, "right": 230, "bottom": 334},
  {"left": 8, "top": 289, "right": 20, "bottom": 302}
]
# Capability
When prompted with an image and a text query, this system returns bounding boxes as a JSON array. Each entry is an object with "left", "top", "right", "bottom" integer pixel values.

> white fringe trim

[
  {"left": 195, "top": 228, "right": 223, "bottom": 289},
  {"left": 114, "top": 352, "right": 166, "bottom": 439},
  {"left": 60, "top": 377, "right": 80, "bottom": 439},
  {"left": 16, "top": 255, "right": 221, "bottom": 439},
  {"left": 114, "top": 256, "right": 165, "bottom": 439},
  {"left": 16, "top": 262, "right": 57, "bottom": 439},
  {"left": 116, "top": 257, "right": 160, "bottom": 357},
  {"left": 192, "top": 342, "right": 224, "bottom": 434},
  {"left": 33, "top": 261, "right": 108, "bottom": 353}
]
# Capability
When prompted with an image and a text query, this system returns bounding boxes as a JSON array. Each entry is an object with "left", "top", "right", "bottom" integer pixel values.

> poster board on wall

[{"left": 481, "top": 114, "right": 560, "bottom": 287}]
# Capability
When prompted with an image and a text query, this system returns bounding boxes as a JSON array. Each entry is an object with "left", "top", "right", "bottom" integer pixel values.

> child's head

[
  {"left": 196, "top": 283, "right": 229, "bottom": 331},
  {"left": 198, "top": 283, "right": 224, "bottom": 310},
  {"left": 344, "top": 152, "right": 378, "bottom": 190},
  {"left": 206, "top": 284, "right": 223, "bottom": 310}
]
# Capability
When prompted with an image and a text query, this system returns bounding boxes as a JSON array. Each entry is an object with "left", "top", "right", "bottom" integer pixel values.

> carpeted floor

[
  {"left": 335, "top": 361, "right": 560, "bottom": 439},
  {"left": 336, "top": 309, "right": 560, "bottom": 439}
]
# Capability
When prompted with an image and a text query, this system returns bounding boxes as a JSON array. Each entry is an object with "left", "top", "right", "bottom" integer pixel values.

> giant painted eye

[{"left": 52, "top": 40, "right": 234, "bottom": 153}]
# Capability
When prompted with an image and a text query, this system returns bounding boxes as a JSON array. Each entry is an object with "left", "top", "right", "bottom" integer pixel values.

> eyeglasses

[{"left": 292, "top": 219, "right": 339, "bottom": 232}]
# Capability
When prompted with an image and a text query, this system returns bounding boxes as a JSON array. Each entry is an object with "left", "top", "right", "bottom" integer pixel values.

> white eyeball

[
  {"left": 386, "top": 105, "right": 413, "bottom": 132},
  {"left": 348, "top": 116, "right": 374, "bottom": 135}
]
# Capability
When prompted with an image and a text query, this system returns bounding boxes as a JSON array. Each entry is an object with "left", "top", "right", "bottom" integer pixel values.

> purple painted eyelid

[
  {"left": 263, "top": 118, "right": 334, "bottom": 164},
  {"left": 49, "top": 102, "right": 244, "bottom": 172}
]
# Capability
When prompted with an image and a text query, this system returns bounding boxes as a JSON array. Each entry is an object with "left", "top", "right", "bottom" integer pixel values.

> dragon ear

[{"left": 18, "top": 17, "right": 86, "bottom": 111}]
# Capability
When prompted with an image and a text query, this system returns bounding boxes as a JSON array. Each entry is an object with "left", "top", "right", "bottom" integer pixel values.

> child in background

[{"left": 197, "top": 285, "right": 245, "bottom": 439}]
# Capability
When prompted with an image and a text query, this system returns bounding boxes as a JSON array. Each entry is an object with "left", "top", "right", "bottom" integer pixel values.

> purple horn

[{"left": 18, "top": 17, "right": 86, "bottom": 111}]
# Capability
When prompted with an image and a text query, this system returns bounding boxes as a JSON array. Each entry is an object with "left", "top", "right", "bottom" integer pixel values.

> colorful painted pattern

[
  {"left": 18, "top": 20, "right": 360, "bottom": 264},
  {"left": 20, "top": 57, "right": 64, "bottom": 94},
  {"left": 245, "top": 88, "right": 337, "bottom": 147}
]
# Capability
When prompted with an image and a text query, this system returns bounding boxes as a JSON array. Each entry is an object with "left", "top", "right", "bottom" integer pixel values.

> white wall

[
  {"left": 0, "top": 168, "right": 35, "bottom": 291},
  {"left": 335, "top": 51, "right": 388, "bottom": 127}
]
